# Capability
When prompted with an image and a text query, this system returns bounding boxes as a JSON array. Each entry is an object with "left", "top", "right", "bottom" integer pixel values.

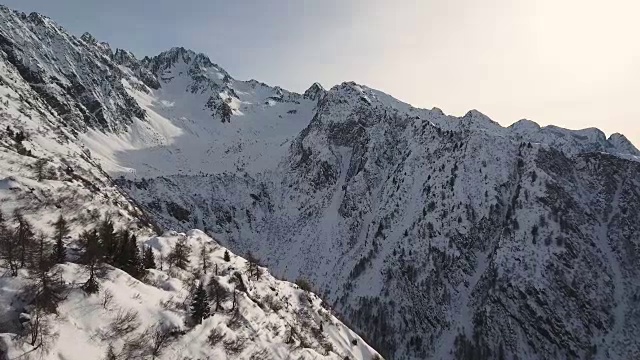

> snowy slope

[
  {"left": 1, "top": 4, "right": 640, "bottom": 360},
  {"left": 0, "top": 34, "right": 155, "bottom": 239},
  {"left": 83, "top": 47, "right": 318, "bottom": 178},
  {"left": 0, "top": 230, "right": 382, "bottom": 360},
  {"left": 115, "top": 85, "right": 640, "bottom": 359}
]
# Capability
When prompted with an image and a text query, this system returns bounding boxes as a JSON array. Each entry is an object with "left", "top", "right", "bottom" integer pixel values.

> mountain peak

[
  {"left": 144, "top": 47, "right": 230, "bottom": 80},
  {"left": 609, "top": 132, "right": 640, "bottom": 155},
  {"left": 303, "top": 82, "right": 326, "bottom": 100},
  {"left": 510, "top": 118, "right": 541, "bottom": 130},
  {"left": 113, "top": 48, "right": 137, "bottom": 65},
  {"left": 463, "top": 109, "right": 489, "bottom": 119},
  {"left": 23, "top": 11, "right": 57, "bottom": 28},
  {"left": 431, "top": 107, "right": 444, "bottom": 116},
  {"left": 155, "top": 47, "right": 213, "bottom": 66},
  {"left": 460, "top": 109, "right": 503, "bottom": 132},
  {"left": 80, "top": 31, "right": 98, "bottom": 45}
]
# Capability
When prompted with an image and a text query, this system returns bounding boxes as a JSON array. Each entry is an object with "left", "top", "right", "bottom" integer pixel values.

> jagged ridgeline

[{"left": 1, "top": 4, "right": 639, "bottom": 360}]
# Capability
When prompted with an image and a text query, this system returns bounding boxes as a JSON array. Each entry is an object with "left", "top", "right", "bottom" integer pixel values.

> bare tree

[
  {"left": 28, "top": 307, "right": 43, "bottom": 346},
  {"left": 230, "top": 271, "right": 247, "bottom": 293},
  {"left": 284, "top": 325, "right": 296, "bottom": 344},
  {"left": 102, "top": 289, "right": 114, "bottom": 309},
  {"left": 150, "top": 325, "right": 174, "bottom": 359},
  {"left": 207, "top": 327, "right": 225, "bottom": 346},
  {"left": 24, "top": 307, "right": 56, "bottom": 355},
  {"left": 199, "top": 243, "right": 210, "bottom": 272},
  {"left": 104, "top": 343, "right": 117, "bottom": 360},
  {"left": 121, "top": 330, "right": 148, "bottom": 359},
  {"left": 208, "top": 276, "right": 228, "bottom": 312},
  {"left": 110, "top": 309, "right": 140, "bottom": 337},
  {"left": 28, "top": 232, "right": 66, "bottom": 314},
  {"left": 231, "top": 286, "right": 238, "bottom": 311},
  {"left": 245, "top": 251, "right": 261, "bottom": 280}
]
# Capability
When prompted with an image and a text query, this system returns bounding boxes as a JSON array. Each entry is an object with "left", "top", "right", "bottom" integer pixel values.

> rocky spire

[{"left": 303, "top": 82, "right": 326, "bottom": 101}]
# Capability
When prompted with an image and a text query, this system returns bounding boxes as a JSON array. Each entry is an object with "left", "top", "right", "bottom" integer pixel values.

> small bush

[
  {"left": 295, "top": 278, "right": 313, "bottom": 292},
  {"left": 230, "top": 271, "right": 247, "bottom": 292},
  {"left": 121, "top": 331, "right": 147, "bottom": 359},
  {"left": 223, "top": 336, "right": 247, "bottom": 354},
  {"left": 249, "top": 348, "right": 270, "bottom": 360},
  {"left": 150, "top": 325, "right": 175, "bottom": 358},
  {"left": 263, "top": 294, "right": 284, "bottom": 312},
  {"left": 159, "top": 296, "right": 183, "bottom": 311},
  {"left": 102, "top": 289, "right": 114, "bottom": 309},
  {"left": 322, "top": 342, "right": 334, "bottom": 355},
  {"left": 227, "top": 310, "right": 248, "bottom": 330},
  {"left": 207, "top": 327, "right": 225, "bottom": 346},
  {"left": 110, "top": 309, "right": 140, "bottom": 338}
]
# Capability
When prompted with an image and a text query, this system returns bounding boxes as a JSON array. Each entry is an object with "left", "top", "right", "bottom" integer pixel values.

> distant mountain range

[{"left": 1, "top": 4, "right": 639, "bottom": 359}]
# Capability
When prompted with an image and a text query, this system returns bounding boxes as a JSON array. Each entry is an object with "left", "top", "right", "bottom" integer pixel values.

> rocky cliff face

[
  {"left": 1, "top": 5, "right": 639, "bottom": 359},
  {"left": 0, "top": 7, "right": 147, "bottom": 133}
]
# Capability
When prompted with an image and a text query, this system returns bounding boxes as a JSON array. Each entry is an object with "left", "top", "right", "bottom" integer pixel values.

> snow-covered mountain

[
  {"left": 1, "top": 4, "right": 640, "bottom": 360},
  {"left": 1, "top": 230, "right": 381, "bottom": 360}
]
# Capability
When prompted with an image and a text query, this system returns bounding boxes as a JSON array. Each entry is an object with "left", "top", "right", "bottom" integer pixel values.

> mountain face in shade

[{"left": 1, "top": 4, "right": 639, "bottom": 359}]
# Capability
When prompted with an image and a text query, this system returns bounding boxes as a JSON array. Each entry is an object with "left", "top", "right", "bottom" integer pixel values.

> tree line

[
  {"left": 0, "top": 210, "right": 160, "bottom": 352},
  {"left": 0, "top": 210, "right": 157, "bottom": 301},
  {"left": 0, "top": 209, "right": 270, "bottom": 355},
  {"left": 188, "top": 249, "right": 262, "bottom": 326}
]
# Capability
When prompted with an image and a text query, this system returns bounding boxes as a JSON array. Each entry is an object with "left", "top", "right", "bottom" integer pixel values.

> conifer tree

[
  {"left": 98, "top": 218, "right": 117, "bottom": 264},
  {"left": 223, "top": 250, "right": 230, "bottom": 262},
  {"left": 168, "top": 236, "right": 190, "bottom": 270},
  {"left": 14, "top": 210, "right": 35, "bottom": 269},
  {"left": 0, "top": 210, "right": 18, "bottom": 276},
  {"left": 34, "top": 158, "right": 49, "bottom": 182},
  {"left": 112, "top": 230, "right": 142, "bottom": 278},
  {"left": 190, "top": 282, "right": 210, "bottom": 325},
  {"left": 114, "top": 228, "right": 131, "bottom": 269},
  {"left": 142, "top": 245, "right": 156, "bottom": 269},
  {"left": 125, "top": 234, "right": 142, "bottom": 278},
  {"left": 52, "top": 214, "right": 69, "bottom": 264},
  {"left": 80, "top": 229, "right": 103, "bottom": 294}
]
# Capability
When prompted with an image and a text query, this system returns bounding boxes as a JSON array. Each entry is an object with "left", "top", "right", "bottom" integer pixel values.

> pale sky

[{"left": 3, "top": 0, "right": 640, "bottom": 146}]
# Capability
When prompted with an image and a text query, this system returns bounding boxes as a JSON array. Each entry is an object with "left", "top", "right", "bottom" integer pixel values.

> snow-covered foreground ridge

[{"left": 0, "top": 230, "right": 382, "bottom": 360}]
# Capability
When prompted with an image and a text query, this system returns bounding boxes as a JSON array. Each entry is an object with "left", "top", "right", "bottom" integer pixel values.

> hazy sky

[{"left": 4, "top": 0, "right": 640, "bottom": 146}]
